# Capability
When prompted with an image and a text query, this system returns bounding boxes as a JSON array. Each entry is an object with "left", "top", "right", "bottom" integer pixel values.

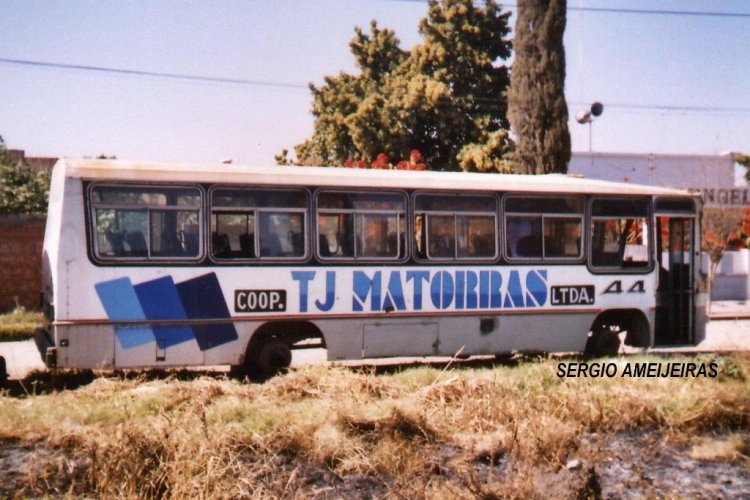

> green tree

[
  {"left": 733, "top": 152, "right": 750, "bottom": 181},
  {"left": 288, "top": 0, "right": 514, "bottom": 172},
  {"left": 0, "top": 136, "right": 50, "bottom": 214},
  {"left": 506, "top": 0, "right": 571, "bottom": 174}
]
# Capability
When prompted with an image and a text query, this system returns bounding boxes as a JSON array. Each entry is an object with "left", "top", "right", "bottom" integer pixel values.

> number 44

[{"left": 603, "top": 280, "right": 645, "bottom": 294}]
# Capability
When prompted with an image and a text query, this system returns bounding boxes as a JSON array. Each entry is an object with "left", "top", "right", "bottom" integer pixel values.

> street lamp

[{"left": 576, "top": 102, "right": 604, "bottom": 153}]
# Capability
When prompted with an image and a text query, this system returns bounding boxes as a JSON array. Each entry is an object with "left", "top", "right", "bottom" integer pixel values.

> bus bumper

[{"left": 34, "top": 327, "right": 57, "bottom": 368}]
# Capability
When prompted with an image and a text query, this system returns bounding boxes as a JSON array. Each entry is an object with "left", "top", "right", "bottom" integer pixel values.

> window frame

[
  {"left": 502, "top": 194, "right": 586, "bottom": 263},
  {"left": 314, "top": 188, "right": 409, "bottom": 263},
  {"left": 208, "top": 186, "right": 310, "bottom": 263},
  {"left": 88, "top": 182, "right": 205, "bottom": 263},
  {"left": 413, "top": 191, "right": 500, "bottom": 263}
]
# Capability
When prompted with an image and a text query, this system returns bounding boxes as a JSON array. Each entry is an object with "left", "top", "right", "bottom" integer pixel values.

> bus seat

[
  {"left": 431, "top": 236, "right": 453, "bottom": 257},
  {"left": 125, "top": 231, "right": 148, "bottom": 256},
  {"left": 289, "top": 231, "right": 304, "bottom": 256},
  {"left": 239, "top": 233, "right": 255, "bottom": 257},
  {"left": 472, "top": 234, "right": 494, "bottom": 256},
  {"left": 260, "top": 232, "right": 283, "bottom": 256},
  {"left": 318, "top": 234, "right": 331, "bottom": 257},
  {"left": 212, "top": 232, "right": 231, "bottom": 258},
  {"left": 181, "top": 230, "right": 199, "bottom": 256},
  {"left": 338, "top": 231, "right": 354, "bottom": 257},
  {"left": 387, "top": 232, "right": 405, "bottom": 258},
  {"left": 105, "top": 230, "right": 125, "bottom": 255},
  {"left": 516, "top": 235, "right": 541, "bottom": 258}
]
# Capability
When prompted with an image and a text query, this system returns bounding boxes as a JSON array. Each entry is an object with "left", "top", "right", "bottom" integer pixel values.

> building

[
  {"left": 569, "top": 152, "right": 743, "bottom": 202},
  {"left": 570, "top": 151, "right": 749, "bottom": 301},
  {"left": 5, "top": 149, "right": 57, "bottom": 174}
]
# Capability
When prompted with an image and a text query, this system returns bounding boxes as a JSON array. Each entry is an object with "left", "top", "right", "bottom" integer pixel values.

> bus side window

[
  {"left": 211, "top": 188, "right": 308, "bottom": 261},
  {"left": 590, "top": 198, "right": 650, "bottom": 270},
  {"left": 504, "top": 196, "right": 583, "bottom": 261},
  {"left": 90, "top": 185, "right": 202, "bottom": 262},
  {"left": 316, "top": 191, "right": 406, "bottom": 261},
  {"left": 415, "top": 193, "right": 497, "bottom": 261}
]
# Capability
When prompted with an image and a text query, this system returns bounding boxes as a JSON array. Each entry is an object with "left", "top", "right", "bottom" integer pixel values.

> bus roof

[{"left": 56, "top": 158, "right": 695, "bottom": 198}]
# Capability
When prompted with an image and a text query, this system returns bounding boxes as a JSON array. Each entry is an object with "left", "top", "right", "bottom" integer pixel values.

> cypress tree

[{"left": 507, "top": 0, "right": 571, "bottom": 174}]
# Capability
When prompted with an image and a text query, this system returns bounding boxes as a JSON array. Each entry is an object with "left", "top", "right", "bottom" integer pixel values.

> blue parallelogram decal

[
  {"left": 176, "top": 273, "right": 238, "bottom": 351},
  {"left": 95, "top": 272, "right": 237, "bottom": 351},
  {"left": 134, "top": 276, "right": 195, "bottom": 348},
  {"left": 94, "top": 277, "right": 155, "bottom": 349}
]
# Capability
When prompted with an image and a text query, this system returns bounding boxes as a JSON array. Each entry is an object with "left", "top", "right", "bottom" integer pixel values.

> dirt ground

[{"left": 1, "top": 431, "right": 748, "bottom": 498}]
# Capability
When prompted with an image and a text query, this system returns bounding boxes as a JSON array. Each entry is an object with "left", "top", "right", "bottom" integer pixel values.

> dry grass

[
  {"left": 0, "top": 353, "right": 748, "bottom": 497},
  {"left": 690, "top": 434, "right": 750, "bottom": 462},
  {"left": 0, "top": 307, "right": 42, "bottom": 341}
]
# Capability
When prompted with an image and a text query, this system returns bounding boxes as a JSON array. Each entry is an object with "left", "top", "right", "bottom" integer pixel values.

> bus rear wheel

[
  {"left": 0, "top": 356, "right": 7, "bottom": 388},
  {"left": 249, "top": 337, "right": 292, "bottom": 377}
]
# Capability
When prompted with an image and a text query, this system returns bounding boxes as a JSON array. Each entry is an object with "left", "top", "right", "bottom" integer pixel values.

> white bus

[{"left": 35, "top": 159, "right": 705, "bottom": 377}]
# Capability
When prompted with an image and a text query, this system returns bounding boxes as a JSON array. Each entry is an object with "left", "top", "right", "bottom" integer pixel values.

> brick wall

[{"left": 0, "top": 214, "right": 46, "bottom": 312}]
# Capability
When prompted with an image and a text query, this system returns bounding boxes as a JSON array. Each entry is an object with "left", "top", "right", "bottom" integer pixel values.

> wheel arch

[
  {"left": 590, "top": 308, "right": 652, "bottom": 348},
  {"left": 249, "top": 320, "right": 326, "bottom": 348}
]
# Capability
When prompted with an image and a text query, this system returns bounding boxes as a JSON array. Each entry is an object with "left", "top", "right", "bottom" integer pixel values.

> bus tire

[
  {"left": 585, "top": 325, "right": 620, "bottom": 358},
  {"left": 0, "top": 356, "right": 7, "bottom": 388},
  {"left": 250, "top": 337, "right": 292, "bottom": 376}
]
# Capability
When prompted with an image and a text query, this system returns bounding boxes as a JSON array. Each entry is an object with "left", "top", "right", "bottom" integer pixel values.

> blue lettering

[
  {"left": 526, "top": 270, "right": 548, "bottom": 307},
  {"left": 291, "top": 271, "right": 316, "bottom": 313},
  {"left": 406, "top": 271, "right": 430, "bottom": 311},
  {"left": 339, "top": 268, "right": 549, "bottom": 313},
  {"left": 465, "top": 271, "right": 478, "bottom": 309},
  {"left": 479, "top": 271, "right": 490, "bottom": 308},
  {"left": 505, "top": 271, "right": 524, "bottom": 308},
  {"left": 314, "top": 271, "right": 336, "bottom": 311},
  {"left": 430, "top": 271, "right": 454, "bottom": 309},
  {"left": 455, "top": 271, "right": 466, "bottom": 310},
  {"left": 353, "top": 271, "right": 381, "bottom": 312},
  {"left": 383, "top": 271, "right": 407, "bottom": 311},
  {"left": 490, "top": 271, "right": 503, "bottom": 308}
]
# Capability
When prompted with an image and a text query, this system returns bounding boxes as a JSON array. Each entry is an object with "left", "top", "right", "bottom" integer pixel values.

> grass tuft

[{"left": 0, "top": 308, "right": 42, "bottom": 342}]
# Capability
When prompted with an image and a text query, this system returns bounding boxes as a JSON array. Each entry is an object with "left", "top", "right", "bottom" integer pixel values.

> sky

[{"left": 1, "top": 0, "right": 749, "bottom": 165}]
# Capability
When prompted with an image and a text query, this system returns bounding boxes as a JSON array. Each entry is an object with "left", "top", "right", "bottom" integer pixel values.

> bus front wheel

[{"left": 585, "top": 325, "right": 621, "bottom": 358}]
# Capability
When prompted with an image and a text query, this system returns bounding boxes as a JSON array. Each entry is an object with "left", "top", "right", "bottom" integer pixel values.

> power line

[
  {"left": 0, "top": 57, "right": 309, "bottom": 90},
  {"left": 386, "top": 0, "right": 750, "bottom": 18},
  {"left": 566, "top": 5, "right": 750, "bottom": 18},
  {"left": 568, "top": 101, "right": 750, "bottom": 115},
  {"left": 3, "top": 56, "right": 748, "bottom": 115}
]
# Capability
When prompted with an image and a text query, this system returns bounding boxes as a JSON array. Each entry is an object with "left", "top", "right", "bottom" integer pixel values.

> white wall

[{"left": 569, "top": 152, "right": 736, "bottom": 190}]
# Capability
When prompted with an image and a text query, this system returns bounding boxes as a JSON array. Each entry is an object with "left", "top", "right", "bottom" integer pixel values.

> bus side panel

[
  {"left": 435, "top": 314, "right": 595, "bottom": 355},
  {"left": 312, "top": 313, "right": 595, "bottom": 361},
  {"left": 313, "top": 319, "right": 364, "bottom": 360},
  {"left": 203, "top": 321, "right": 253, "bottom": 366},
  {"left": 57, "top": 325, "right": 114, "bottom": 369},
  {"left": 41, "top": 162, "right": 66, "bottom": 332}
]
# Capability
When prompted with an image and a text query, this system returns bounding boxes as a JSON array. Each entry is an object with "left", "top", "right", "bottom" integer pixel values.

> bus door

[{"left": 654, "top": 200, "right": 697, "bottom": 345}]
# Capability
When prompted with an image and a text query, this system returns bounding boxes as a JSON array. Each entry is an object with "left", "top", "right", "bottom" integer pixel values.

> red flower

[{"left": 371, "top": 153, "right": 390, "bottom": 169}]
